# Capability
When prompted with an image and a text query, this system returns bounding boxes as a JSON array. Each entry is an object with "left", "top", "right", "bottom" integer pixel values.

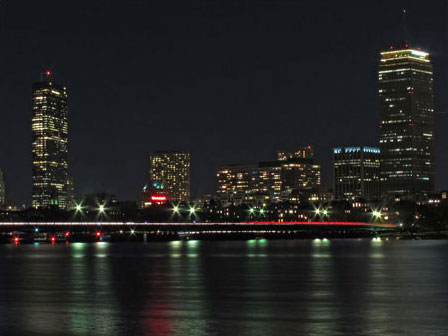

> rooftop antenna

[{"left": 401, "top": 9, "right": 409, "bottom": 47}]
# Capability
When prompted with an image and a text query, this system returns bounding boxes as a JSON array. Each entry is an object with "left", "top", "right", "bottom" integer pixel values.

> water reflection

[{"left": 0, "top": 241, "right": 447, "bottom": 336}]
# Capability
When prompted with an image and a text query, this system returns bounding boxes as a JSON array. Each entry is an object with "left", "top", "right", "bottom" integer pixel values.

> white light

[{"left": 411, "top": 50, "right": 428, "bottom": 57}]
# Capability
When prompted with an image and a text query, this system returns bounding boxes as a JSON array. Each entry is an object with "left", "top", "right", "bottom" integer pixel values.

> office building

[
  {"left": 149, "top": 151, "right": 190, "bottom": 201},
  {"left": 217, "top": 147, "right": 321, "bottom": 205},
  {"left": 334, "top": 146, "right": 381, "bottom": 201},
  {"left": 32, "top": 72, "right": 69, "bottom": 209},
  {"left": 378, "top": 46, "right": 435, "bottom": 197}
]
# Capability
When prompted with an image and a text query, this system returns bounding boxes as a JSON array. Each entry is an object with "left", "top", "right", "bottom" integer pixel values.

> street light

[
  {"left": 172, "top": 205, "right": 180, "bottom": 214},
  {"left": 189, "top": 206, "right": 196, "bottom": 216},
  {"left": 259, "top": 208, "right": 265, "bottom": 216},
  {"left": 371, "top": 209, "right": 382, "bottom": 220},
  {"left": 249, "top": 207, "right": 255, "bottom": 215},
  {"left": 97, "top": 203, "right": 107, "bottom": 222}
]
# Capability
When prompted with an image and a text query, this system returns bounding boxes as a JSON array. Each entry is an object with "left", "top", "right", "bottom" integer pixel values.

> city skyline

[{"left": 1, "top": 1, "right": 447, "bottom": 205}]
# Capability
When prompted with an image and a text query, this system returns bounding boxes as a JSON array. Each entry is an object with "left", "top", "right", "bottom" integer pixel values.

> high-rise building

[
  {"left": 0, "top": 169, "right": 5, "bottom": 207},
  {"left": 277, "top": 145, "right": 314, "bottom": 161},
  {"left": 217, "top": 164, "right": 282, "bottom": 205},
  {"left": 66, "top": 177, "right": 75, "bottom": 209},
  {"left": 334, "top": 146, "right": 381, "bottom": 201},
  {"left": 378, "top": 46, "right": 435, "bottom": 197},
  {"left": 217, "top": 147, "right": 321, "bottom": 205},
  {"left": 149, "top": 151, "right": 190, "bottom": 201},
  {"left": 32, "top": 72, "right": 69, "bottom": 209}
]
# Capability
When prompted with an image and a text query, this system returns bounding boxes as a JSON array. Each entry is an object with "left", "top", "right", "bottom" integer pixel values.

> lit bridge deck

[
  {"left": 0, "top": 221, "right": 396, "bottom": 228},
  {"left": 0, "top": 221, "right": 397, "bottom": 243}
]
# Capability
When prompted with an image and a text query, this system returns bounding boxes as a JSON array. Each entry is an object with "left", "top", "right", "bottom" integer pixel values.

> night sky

[{"left": 1, "top": 1, "right": 447, "bottom": 206}]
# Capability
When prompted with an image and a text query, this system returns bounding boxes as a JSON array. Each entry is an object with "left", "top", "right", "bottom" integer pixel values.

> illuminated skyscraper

[
  {"left": 32, "top": 72, "right": 69, "bottom": 209},
  {"left": 149, "top": 151, "right": 190, "bottom": 201},
  {"left": 378, "top": 46, "right": 435, "bottom": 197},
  {"left": 333, "top": 146, "right": 381, "bottom": 201}
]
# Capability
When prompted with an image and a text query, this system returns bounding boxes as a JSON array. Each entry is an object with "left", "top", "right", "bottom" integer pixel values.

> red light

[
  {"left": 96, "top": 231, "right": 101, "bottom": 237},
  {"left": 402, "top": 9, "right": 406, "bottom": 14},
  {"left": 65, "top": 231, "right": 70, "bottom": 237},
  {"left": 151, "top": 195, "right": 167, "bottom": 202},
  {"left": 50, "top": 236, "right": 56, "bottom": 243},
  {"left": 13, "top": 237, "right": 19, "bottom": 244},
  {"left": 45, "top": 70, "right": 51, "bottom": 76}
]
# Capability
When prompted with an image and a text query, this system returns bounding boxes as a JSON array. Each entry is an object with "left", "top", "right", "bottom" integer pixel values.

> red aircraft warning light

[
  {"left": 96, "top": 231, "right": 102, "bottom": 237},
  {"left": 45, "top": 70, "right": 51, "bottom": 76}
]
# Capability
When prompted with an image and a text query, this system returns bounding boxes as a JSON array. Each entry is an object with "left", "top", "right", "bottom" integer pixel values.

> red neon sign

[{"left": 151, "top": 195, "right": 167, "bottom": 202}]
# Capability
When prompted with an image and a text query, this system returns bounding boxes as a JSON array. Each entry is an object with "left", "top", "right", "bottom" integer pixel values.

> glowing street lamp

[
  {"left": 314, "top": 208, "right": 321, "bottom": 216},
  {"left": 322, "top": 209, "right": 328, "bottom": 217},
  {"left": 371, "top": 210, "right": 382, "bottom": 220},
  {"left": 172, "top": 205, "right": 180, "bottom": 215},
  {"left": 259, "top": 208, "right": 265, "bottom": 216},
  {"left": 189, "top": 206, "right": 196, "bottom": 216},
  {"left": 99, "top": 204, "right": 106, "bottom": 213},
  {"left": 249, "top": 207, "right": 255, "bottom": 215},
  {"left": 75, "top": 204, "right": 82, "bottom": 212}
]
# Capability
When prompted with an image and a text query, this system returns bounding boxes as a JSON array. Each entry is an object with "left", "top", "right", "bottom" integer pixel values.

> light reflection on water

[{"left": 0, "top": 240, "right": 447, "bottom": 336}]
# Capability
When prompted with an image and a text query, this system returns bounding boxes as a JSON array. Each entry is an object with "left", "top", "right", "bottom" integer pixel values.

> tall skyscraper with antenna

[
  {"left": 378, "top": 45, "right": 435, "bottom": 198},
  {"left": 32, "top": 71, "right": 69, "bottom": 209}
]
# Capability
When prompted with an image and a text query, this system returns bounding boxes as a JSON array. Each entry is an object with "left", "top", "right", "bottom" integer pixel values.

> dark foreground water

[{"left": 0, "top": 239, "right": 447, "bottom": 336}]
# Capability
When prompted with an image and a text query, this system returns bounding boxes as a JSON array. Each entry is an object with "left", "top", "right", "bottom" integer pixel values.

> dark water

[{"left": 0, "top": 239, "right": 447, "bottom": 336}]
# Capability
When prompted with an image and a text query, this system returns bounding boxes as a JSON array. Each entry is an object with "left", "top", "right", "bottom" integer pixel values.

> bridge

[{"left": 0, "top": 221, "right": 397, "bottom": 243}]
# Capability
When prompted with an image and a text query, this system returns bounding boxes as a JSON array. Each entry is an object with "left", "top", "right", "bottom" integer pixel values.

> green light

[
  {"left": 172, "top": 205, "right": 180, "bottom": 214},
  {"left": 247, "top": 239, "right": 257, "bottom": 246},
  {"left": 315, "top": 208, "right": 321, "bottom": 215},
  {"left": 187, "top": 240, "right": 199, "bottom": 247},
  {"left": 322, "top": 209, "right": 328, "bottom": 216},
  {"left": 170, "top": 240, "right": 182, "bottom": 247},
  {"left": 189, "top": 206, "right": 196, "bottom": 215},
  {"left": 130, "top": 229, "right": 135, "bottom": 235},
  {"left": 249, "top": 207, "right": 255, "bottom": 214},
  {"left": 259, "top": 208, "right": 265, "bottom": 215}
]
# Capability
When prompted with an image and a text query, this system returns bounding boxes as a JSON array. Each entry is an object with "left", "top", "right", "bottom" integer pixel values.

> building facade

[
  {"left": 32, "top": 73, "right": 69, "bottom": 209},
  {"left": 217, "top": 148, "right": 321, "bottom": 205},
  {"left": 149, "top": 151, "right": 190, "bottom": 202},
  {"left": 334, "top": 146, "right": 381, "bottom": 201},
  {"left": 0, "top": 168, "right": 5, "bottom": 207},
  {"left": 378, "top": 47, "right": 435, "bottom": 197}
]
